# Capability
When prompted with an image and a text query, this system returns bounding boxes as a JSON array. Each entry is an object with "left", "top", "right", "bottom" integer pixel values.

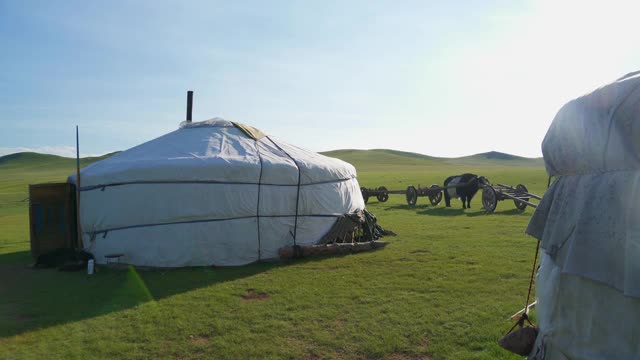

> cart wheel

[
  {"left": 482, "top": 186, "right": 497, "bottom": 213},
  {"left": 361, "top": 187, "right": 370, "bottom": 205},
  {"left": 377, "top": 186, "right": 389, "bottom": 202},
  {"left": 406, "top": 185, "right": 418, "bottom": 206},
  {"left": 428, "top": 184, "right": 442, "bottom": 206},
  {"left": 513, "top": 184, "right": 530, "bottom": 211}
]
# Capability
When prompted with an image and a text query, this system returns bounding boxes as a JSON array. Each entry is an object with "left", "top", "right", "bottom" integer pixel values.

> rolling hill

[
  {"left": 0, "top": 152, "right": 120, "bottom": 204},
  {"left": 0, "top": 149, "right": 542, "bottom": 173},
  {"left": 0, "top": 152, "right": 118, "bottom": 170},
  {"left": 320, "top": 149, "right": 543, "bottom": 169}
]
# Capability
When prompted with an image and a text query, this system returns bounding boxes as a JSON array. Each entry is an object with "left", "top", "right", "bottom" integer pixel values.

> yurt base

[{"left": 278, "top": 240, "right": 388, "bottom": 259}]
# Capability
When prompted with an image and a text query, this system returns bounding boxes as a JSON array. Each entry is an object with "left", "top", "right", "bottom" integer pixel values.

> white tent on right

[{"left": 525, "top": 71, "right": 640, "bottom": 359}]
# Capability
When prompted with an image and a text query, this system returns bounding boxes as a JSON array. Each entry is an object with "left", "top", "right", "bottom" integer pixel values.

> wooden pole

[
  {"left": 509, "top": 301, "right": 537, "bottom": 319},
  {"left": 494, "top": 192, "right": 539, "bottom": 208},
  {"left": 496, "top": 183, "right": 542, "bottom": 200},
  {"left": 186, "top": 91, "right": 193, "bottom": 123},
  {"left": 75, "top": 126, "right": 82, "bottom": 249}
]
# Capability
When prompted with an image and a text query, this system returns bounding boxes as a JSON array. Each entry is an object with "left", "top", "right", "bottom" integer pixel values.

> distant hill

[
  {"left": 0, "top": 152, "right": 69, "bottom": 166},
  {"left": 457, "top": 151, "right": 536, "bottom": 161},
  {"left": 320, "top": 149, "right": 543, "bottom": 168},
  {"left": 320, "top": 149, "right": 440, "bottom": 168},
  {"left": 0, "top": 149, "right": 542, "bottom": 172},
  {"left": 0, "top": 152, "right": 117, "bottom": 170},
  {"left": 323, "top": 149, "right": 438, "bottom": 161}
]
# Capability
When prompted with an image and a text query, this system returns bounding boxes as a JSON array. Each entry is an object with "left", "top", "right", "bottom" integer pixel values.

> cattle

[{"left": 443, "top": 173, "right": 488, "bottom": 209}]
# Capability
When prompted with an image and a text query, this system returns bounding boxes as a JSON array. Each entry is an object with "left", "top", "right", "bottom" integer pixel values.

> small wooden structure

[
  {"left": 360, "top": 185, "right": 443, "bottom": 206},
  {"left": 360, "top": 186, "right": 391, "bottom": 204},
  {"left": 481, "top": 183, "right": 541, "bottom": 213},
  {"left": 404, "top": 184, "right": 443, "bottom": 206},
  {"left": 28, "top": 183, "right": 78, "bottom": 258}
]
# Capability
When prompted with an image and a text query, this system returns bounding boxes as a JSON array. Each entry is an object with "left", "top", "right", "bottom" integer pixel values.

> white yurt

[
  {"left": 526, "top": 71, "right": 640, "bottom": 359},
  {"left": 69, "top": 119, "right": 365, "bottom": 267}
]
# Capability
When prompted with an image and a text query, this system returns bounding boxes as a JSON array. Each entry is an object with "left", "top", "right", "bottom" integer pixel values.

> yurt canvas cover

[
  {"left": 69, "top": 119, "right": 365, "bottom": 267},
  {"left": 526, "top": 72, "right": 640, "bottom": 359}
]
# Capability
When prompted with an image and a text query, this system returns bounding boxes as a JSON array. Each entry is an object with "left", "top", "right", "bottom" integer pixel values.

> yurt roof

[
  {"left": 542, "top": 71, "right": 640, "bottom": 176},
  {"left": 69, "top": 118, "right": 357, "bottom": 189}
]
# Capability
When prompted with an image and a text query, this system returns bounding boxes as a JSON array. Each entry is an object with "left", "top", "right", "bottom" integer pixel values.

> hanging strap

[
  {"left": 503, "top": 238, "right": 540, "bottom": 337},
  {"left": 266, "top": 137, "right": 302, "bottom": 246},
  {"left": 505, "top": 176, "right": 552, "bottom": 336},
  {"left": 523, "top": 176, "right": 552, "bottom": 311},
  {"left": 523, "top": 239, "right": 541, "bottom": 313},
  {"left": 255, "top": 139, "right": 264, "bottom": 260}
]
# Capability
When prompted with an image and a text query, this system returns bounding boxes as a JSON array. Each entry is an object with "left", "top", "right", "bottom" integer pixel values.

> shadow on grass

[
  {"left": 0, "top": 251, "right": 284, "bottom": 339},
  {"left": 416, "top": 207, "right": 465, "bottom": 216},
  {"left": 0, "top": 250, "right": 32, "bottom": 265},
  {"left": 414, "top": 207, "right": 530, "bottom": 218},
  {"left": 0, "top": 248, "right": 381, "bottom": 339},
  {"left": 465, "top": 209, "right": 529, "bottom": 217},
  {"left": 381, "top": 204, "right": 432, "bottom": 211}
]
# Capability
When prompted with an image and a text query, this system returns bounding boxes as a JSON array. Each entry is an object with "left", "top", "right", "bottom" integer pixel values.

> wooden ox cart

[
  {"left": 360, "top": 184, "right": 443, "bottom": 206},
  {"left": 361, "top": 175, "right": 488, "bottom": 207},
  {"left": 360, "top": 186, "right": 391, "bottom": 204},
  {"left": 362, "top": 179, "right": 542, "bottom": 213},
  {"left": 481, "top": 183, "right": 541, "bottom": 213}
]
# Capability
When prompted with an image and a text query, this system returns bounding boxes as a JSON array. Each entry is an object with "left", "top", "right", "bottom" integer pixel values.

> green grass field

[{"left": 0, "top": 150, "right": 546, "bottom": 359}]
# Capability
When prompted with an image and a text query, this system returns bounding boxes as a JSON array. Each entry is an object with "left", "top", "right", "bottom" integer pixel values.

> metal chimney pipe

[{"left": 186, "top": 91, "right": 193, "bottom": 123}]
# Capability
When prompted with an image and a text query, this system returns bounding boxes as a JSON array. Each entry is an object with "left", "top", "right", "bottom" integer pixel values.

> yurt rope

[
  {"left": 266, "top": 137, "right": 302, "bottom": 249},
  {"left": 504, "top": 176, "right": 553, "bottom": 336},
  {"left": 255, "top": 140, "right": 265, "bottom": 261},
  {"left": 523, "top": 239, "right": 540, "bottom": 313},
  {"left": 502, "top": 238, "right": 540, "bottom": 335},
  {"left": 523, "top": 175, "right": 555, "bottom": 312}
]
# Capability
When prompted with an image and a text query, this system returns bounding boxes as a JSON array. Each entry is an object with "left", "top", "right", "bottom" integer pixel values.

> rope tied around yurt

[
  {"left": 254, "top": 136, "right": 265, "bottom": 261},
  {"left": 265, "top": 136, "right": 302, "bottom": 247}
]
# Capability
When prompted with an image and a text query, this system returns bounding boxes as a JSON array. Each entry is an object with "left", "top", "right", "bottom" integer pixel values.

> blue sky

[{"left": 1, "top": 0, "right": 639, "bottom": 158}]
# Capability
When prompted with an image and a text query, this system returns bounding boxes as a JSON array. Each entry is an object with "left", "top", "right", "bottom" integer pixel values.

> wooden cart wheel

[
  {"left": 513, "top": 184, "right": 530, "bottom": 211},
  {"left": 406, "top": 185, "right": 418, "bottom": 206},
  {"left": 482, "top": 186, "right": 497, "bottom": 213},
  {"left": 428, "top": 184, "right": 443, "bottom": 206},
  {"left": 377, "top": 186, "right": 389, "bottom": 202},
  {"left": 361, "top": 187, "right": 369, "bottom": 205}
]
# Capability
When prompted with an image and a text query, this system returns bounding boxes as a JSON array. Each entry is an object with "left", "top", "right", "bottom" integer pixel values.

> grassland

[{"left": 0, "top": 150, "right": 546, "bottom": 359}]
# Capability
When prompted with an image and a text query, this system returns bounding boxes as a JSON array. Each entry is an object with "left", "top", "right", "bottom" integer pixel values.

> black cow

[{"left": 443, "top": 173, "right": 488, "bottom": 209}]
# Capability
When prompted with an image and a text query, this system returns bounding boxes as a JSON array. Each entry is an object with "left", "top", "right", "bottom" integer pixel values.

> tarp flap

[
  {"left": 232, "top": 121, "right": 267, "bottom": 140},
  {"left": 526, "top": 172, "right": 640, "bottom": 298},
  {"left": 529, "top": 253, "right": 640, "bottom": 359}
]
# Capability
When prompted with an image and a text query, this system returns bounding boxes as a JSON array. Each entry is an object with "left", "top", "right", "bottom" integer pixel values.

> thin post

[
  {"left": 186, "top": 90, "right": 193, "bottom": 122},
  {"left": 75, "top": 126, "right": 82, "bottom": 249}
]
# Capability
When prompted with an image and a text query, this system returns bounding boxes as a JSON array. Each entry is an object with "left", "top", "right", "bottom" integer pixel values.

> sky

[{"left": 1, "top": 0, "right": 639, "bottom": 158}]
